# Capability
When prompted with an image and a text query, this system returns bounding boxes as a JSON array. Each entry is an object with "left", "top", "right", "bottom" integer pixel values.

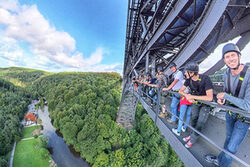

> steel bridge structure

[{"left": 117, "top": 0, "right": 250, "bottom": 166}]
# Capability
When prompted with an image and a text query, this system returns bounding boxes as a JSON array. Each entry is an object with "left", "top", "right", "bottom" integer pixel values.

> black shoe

[{"left": 205, "top": 154, "right": 218, "bottom": 166}]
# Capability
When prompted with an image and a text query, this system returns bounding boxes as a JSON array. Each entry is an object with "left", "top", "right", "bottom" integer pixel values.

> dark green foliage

[
  {"left": 29, "top": 71, "right": 183, "bottom": 166},
  {"left": 0, "top": 78, "right": 30, "bottom": 157},
  {"left": 0, "top": 67, "right": 47, "bottom": 85},
  {"left": 0, "top": 67, "right": 184, "bottom": 167},
  {"left": 134, "top": 105, "right": 184, "bottom": 167},
  {"left": 39, "top": 135, "right": 48, "bottom": 149},
  {"left": 40, "top": 148, "right": 50, "bottom": 160},
  {"left": 0, "top": 157, "right": 8, "bottom": 167}
]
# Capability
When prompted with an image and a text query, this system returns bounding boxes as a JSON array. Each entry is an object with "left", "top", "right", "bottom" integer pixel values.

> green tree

[
  {"left": 40, "top": 148, "right": 50, "bottom": 159},
  {"left": 0, "top": 157, "right": 7, "bottom": 167},
  {"left": 109, "top": 148, "right": 125, "bottom": 167},
  {"left": 39, "top": 135, "right": 48, "bottom": 149},
  {"left": 93, "top": 152, "right": 109, "bottom": 167},
  {"left": 62, "top": 122, "right": 78, "bottom": 145},
  {"left": 0, "top": 68, "right": 184, "bottom": 167}
]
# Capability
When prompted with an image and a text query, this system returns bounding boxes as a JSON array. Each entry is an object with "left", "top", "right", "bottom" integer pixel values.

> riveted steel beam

[{"left": 165, "top": 0, "right": 230, "bottom": 76}]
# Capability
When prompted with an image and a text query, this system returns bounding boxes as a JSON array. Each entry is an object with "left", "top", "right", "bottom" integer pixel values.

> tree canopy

[
  {"left": 0, "top": 78, "right": 31, "bottom": 165},
  {"left": 0, "top": 67, "right": 184, "bottom": 167}
]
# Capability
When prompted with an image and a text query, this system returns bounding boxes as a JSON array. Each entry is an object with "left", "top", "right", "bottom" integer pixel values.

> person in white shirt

[{"left": 161, "top": 62, "right": 184, "bottom": 122}]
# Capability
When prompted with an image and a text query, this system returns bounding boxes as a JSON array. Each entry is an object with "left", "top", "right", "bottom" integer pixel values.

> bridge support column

[
  {"left": 117, "top": 88, "right": 138, "bottom": 130},
  {"left": 145, "top": 52, "right": 149, "bottom": 74},
  {"left": 151, "top": 55, "right": 156, "bottom": 76}
]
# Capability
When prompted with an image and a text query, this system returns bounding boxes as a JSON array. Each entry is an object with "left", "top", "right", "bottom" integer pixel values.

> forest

[
  {"left": 0, "top": 67, "right": 184, "bottom": 167},
  {"left": 0, "top": 78, "right": 31, "bottom": 166}
]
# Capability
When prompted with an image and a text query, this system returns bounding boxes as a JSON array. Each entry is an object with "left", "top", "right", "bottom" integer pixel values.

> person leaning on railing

[
  {"left": 140, "top": 71, "right": 147, "bottom": 98},
  {"left": 132, "top": 76, "right": 139, "bottom": 92},
  {"left": 178, "top": 62, "right": 214, "bottom": 148},
  {"left": 148, "top": 66, "right": 168, "bottom": 116},
  {"left": 162, "top": 62, "right": 184, "bottom": 123},
  {"left": 147, "top": 73, "right": 158, "bottom": 106},
  {"left": 144, "top": 73, "right": 157, "bottom": 105},
  {"left": 171, "top": 88, "right": 193, "bottom": 136},
  {"left": 205, "top": 43, "right": 250, "bottom": 167},
  {"left": 144, "top": 73, "right": 152, "bottom": 99}
]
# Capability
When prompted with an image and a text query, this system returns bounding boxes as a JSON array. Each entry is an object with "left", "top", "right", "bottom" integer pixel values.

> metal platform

[{"left": 133, "top": 90, "right": 250, "bottom": 167}]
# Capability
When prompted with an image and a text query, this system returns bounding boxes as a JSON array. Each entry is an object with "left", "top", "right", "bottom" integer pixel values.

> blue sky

[
  {"left": 0, "top": 0, "right": 249, "bottom": 74},
  {"left": 0, "top": 0, "right": 127, "bottom": 73}
]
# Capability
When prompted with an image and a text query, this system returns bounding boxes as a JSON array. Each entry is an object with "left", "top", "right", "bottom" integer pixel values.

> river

[{"left": 29, "top": 102, "right": 89, "bottom": 167}]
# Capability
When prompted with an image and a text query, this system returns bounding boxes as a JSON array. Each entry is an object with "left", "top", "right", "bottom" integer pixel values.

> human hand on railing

[
  {"left": 162, "top": 87, "right": 170, "bottom": 91},
  {"left": 186, "top": 94, "right": 194, "bottom": 102},
  {"left": 188, "top": 99, "right": 195, "bottom": 103},
  {"left": 217, "top": 92, "right": 226, "bottom": 99},
  {"left": 217, "top": 98, "right": 225, "bottom": 105},
  {"left": 149, "top": 84, "right": 156, "bottom": 88},
  {"left": 217, "top": 93, "right": 226, "bottom": 105}
]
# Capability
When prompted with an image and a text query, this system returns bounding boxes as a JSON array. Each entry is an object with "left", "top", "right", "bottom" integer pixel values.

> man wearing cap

[
  {"left": 162, "top": 62, "right": 184, "bottom": 122},
  {"left": 179, "top": 62, "right": 213, "bottom": 148},
  {"left": 205, "top": 43, "right": 250, "bottom": 167}
]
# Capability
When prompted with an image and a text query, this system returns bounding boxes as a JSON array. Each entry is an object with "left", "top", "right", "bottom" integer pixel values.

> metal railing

[{"left": 130, "top": 81, "right": 250, "bottom": 167}]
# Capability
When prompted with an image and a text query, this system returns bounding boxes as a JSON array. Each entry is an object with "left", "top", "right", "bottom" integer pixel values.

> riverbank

[{"left": 37, "top": 103, "right": 89, "bottom": 167}]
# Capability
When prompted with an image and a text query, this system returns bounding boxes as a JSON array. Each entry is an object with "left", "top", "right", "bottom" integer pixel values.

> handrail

[
  {"left": 131, "top": 82, "right": 250, "bottom": 167},
  {"left": 169, "top": 91, "right": 250, "bottom": 116}
]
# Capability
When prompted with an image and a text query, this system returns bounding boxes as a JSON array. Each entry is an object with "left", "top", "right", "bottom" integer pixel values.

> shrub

[{"left": 39, "top": 135, "right": 48, "bottom": 149}]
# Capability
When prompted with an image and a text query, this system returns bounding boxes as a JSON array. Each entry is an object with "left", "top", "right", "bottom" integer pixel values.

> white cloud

[
  {"left": 0, "top": 0, "right": 112, "bottom": 70},
  {"left": 0, "top": 0, "right": 19, "bottom": 12},
  {"left": 65, "top": 62, "right": 122, "bottom": 72},
  {"left": 0, "top": 34, "right": 122, "bottom": 73},
  {"left": 0, "top": 34, "right": 122, "bottom": 74},
  {"left": 0, "top": 36, "right": 24, "bottom": 62}
]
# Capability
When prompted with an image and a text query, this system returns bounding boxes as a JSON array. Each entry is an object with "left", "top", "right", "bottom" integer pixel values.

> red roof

[{"left": 25, "top": 112, "right": 37, "bottom": 122}]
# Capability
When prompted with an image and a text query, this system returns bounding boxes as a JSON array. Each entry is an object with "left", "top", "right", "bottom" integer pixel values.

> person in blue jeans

[
  {"left": 205, "top": 43, "right": 250, "bottom": 167},
  {"left": 148, "top": 67, "right": 168, "bottom": 116},
  {"left": 162, "top": 62, "right": 184, "bottom": 121},
  {"left": 178, "top": 62, "right": 213, "bottom": 148},
  {"left": 145, "top": 73, "right": 157, "bottom": 104},
  {"left": 172, "top": 96, "right": 193, "bottom": 136}
]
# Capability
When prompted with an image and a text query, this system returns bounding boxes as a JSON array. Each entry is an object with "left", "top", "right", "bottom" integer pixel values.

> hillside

[
  {"left": 0, "top": 78, "right": 31, "bottom": 167},
  {"left": 0, "top": 67, "right": 50, "bottom": 88},
  {"left": 0, "top": 67, "right": 184, "bottom": 167}
]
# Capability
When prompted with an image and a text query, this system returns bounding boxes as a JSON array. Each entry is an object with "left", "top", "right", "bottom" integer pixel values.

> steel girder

[
  {"left": 165, "top": 0, "right": 250, "bottom": 76},
  {"left": 124, "top": 0, "right": 208, "bottom": 77},
  {"left": 123, "top": 0, "right": 250, "bottom": 79}
]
